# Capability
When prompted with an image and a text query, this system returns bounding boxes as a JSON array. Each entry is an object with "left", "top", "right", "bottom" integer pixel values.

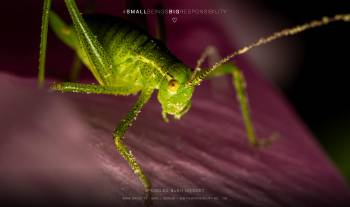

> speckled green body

[{"left": 76, "top": 15, "right": 191, "bottom": 94}]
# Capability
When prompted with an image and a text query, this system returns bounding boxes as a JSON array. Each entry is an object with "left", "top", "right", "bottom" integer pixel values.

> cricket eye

[{"left": 168, "top": 79, "right": 180, "bottom": 92}]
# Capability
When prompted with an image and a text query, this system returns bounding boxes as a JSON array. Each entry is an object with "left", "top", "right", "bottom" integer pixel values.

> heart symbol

[{"left": 172, "top": 17, "right": 177, "bottom": 23}]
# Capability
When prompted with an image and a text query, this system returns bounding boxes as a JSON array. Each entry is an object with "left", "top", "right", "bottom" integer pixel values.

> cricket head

[{"left": 157, "top": 64, "right": 194, "bottom": 121}]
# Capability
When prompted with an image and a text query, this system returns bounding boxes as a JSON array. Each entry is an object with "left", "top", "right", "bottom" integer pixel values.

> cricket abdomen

[{"left": 77, "top": 14, "right": 180, "bottom": 92}]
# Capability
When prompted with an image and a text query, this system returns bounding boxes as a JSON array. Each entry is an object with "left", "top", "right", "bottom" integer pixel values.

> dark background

[{"left": 257, "top": 0, "right": 350, "bottom": 182}]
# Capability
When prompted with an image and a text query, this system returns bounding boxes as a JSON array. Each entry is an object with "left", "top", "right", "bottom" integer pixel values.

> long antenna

[{"left": 188, "top": 14, "right": 350, "bottom": 86}]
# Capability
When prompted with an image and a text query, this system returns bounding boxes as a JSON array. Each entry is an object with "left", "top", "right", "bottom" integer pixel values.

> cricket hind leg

[
  {"left": 64, "top": 0, "right": 115, "bottom": 86},
  {"left": 39, "top": 1, "right": 82, "bottom": 86},
  {"left": 62, "top": 1, "right": 154, "bottom": 204},
  {"left": 68, "top": 0, "right": 95, "bottom": 81},
  {"left": 197, "top": 46, "right": 278, "bottom": 148},
  {"left": 113, "top": 88, "right": 154, "bottom": 206},
  {"left": 49, "top": 0, "right": 98, "bottom": 82}
]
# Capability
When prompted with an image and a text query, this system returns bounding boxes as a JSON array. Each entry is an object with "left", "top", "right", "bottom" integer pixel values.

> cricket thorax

[{"left": 77, "top": 15, "right": 182, "bottom": 91}]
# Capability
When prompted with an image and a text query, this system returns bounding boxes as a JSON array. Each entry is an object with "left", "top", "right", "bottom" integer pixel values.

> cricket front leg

[
  {"left": 208, "top": 64, "right": 279, "bottom": 148},
  {"left": 231, "top": 67, "right": 279, "bottom": 147},
  {"left": 195, "top": 46, "right": 279, "bottom": 147},
  {"left": 51, "top": 82, "right": 137, "bottom": 96},
  {"left": 113, "top": 88, "right": 153, "bottom": 206}
]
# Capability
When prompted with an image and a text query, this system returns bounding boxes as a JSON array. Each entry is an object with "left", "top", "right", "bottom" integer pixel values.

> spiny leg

[
  {"left": 68, "top": 0, "right": 95, "bottom": 82},
  {"left": 195, "top": 46, "right": 277, "bottom": 147},
  {"left": 51, "top": 82, "right": 135, "bottom": 96},
  {"left": 208, "top": 64, "right": 278, "bottom": 147},
  {"left": 53, "top": 81, "right": 154, "bottom": 203},
  {"left": 38, "top": 0, "right": 52, "bottom": 87},
  {"left": 113, "top": 89, "right": 154, "bottom": 206},
  {"left": 63, "top": 2, "right": 154, "bottom": 201},
  {"left": 64, "top": 0, "right": 114, "bottom": 85}
]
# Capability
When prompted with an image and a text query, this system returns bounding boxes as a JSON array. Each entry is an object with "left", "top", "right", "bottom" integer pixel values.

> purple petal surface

[{"left": 0, "top": 71, "right": 349, "bottom": 206}]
